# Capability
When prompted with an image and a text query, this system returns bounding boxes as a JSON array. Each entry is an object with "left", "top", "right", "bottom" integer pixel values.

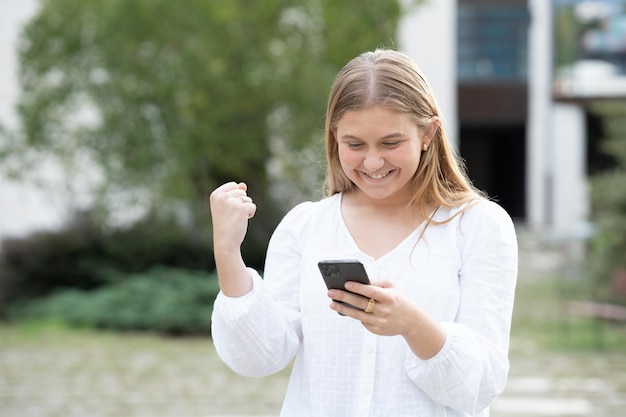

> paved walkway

[
  {"left": 492, "top": 351, "right": 626, "bottom": 417},
  {"left": 492, "top": 226, "right": 626, "bottom": 417}
]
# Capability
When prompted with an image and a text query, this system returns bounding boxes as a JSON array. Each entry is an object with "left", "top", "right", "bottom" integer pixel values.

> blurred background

[{"left": 1, "top": 0, "right": 625, "bottom": 416}]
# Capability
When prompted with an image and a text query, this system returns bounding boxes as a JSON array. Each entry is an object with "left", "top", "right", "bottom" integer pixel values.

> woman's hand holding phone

[
  {"left": 318, "top": 260, "right": 373, "bottom": 314},
  {"left": 318, "top": 260, "right": 445, "bottom": 358}
]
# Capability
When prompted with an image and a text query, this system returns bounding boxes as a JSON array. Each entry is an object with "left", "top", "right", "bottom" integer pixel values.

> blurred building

[{"left": 400, "top": 0, "right": 623, "bottom": 244}]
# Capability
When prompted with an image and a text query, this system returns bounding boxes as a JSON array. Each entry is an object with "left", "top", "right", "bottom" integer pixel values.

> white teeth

[{"left": 367, "top": 171, "right": 390, "bottom": 179}]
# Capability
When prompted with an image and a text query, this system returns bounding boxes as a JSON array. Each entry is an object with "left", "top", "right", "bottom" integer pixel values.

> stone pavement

[
  {"left": 491, "top": 351, "right": 626, "bottom": 417},
  {"left": 491, "top": 225, "right": 626, "bottom": 417}
]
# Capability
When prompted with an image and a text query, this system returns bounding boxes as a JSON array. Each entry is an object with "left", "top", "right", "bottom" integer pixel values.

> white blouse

[{"left": 211, "top": 193, "right": 518, "bottom": 417}]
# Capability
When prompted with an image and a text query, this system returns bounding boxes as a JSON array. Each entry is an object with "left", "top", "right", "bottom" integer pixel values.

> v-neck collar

[{"left": 333, "top": 193, "right": 434, "bottom": 263}]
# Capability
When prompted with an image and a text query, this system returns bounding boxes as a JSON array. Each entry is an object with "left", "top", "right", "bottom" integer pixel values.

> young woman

[{"left": 209, "top": 49, "right": 518, "bottom": 416}]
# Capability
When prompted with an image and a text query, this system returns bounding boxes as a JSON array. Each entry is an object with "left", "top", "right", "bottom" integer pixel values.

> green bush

[
  {"left": 0, "top": 210, "right": 214, "bottom": 307},
  {"left": 587, "top": 100, "right": 626, "bottom": 306},
  {"left": 8, "top": 267, "right": 221, "bottom": 336}
]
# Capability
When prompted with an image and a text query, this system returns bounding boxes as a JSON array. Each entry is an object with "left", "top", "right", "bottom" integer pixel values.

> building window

[{"left": 458, "top": 3, "right": 530, "bottom": 81}]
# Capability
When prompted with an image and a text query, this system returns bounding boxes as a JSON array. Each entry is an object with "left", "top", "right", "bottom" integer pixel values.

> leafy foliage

[
  {"left": 8, "top": 267, "right": 220, "bottom": 335},
  {"left": 0, "top": 210, "right": 213, "bottom": 306},
  {"left": 587, "top": 100, "right": 626, "bottom": 305},
  {"left": 0, "top": 1, "right": 423, "bottom": 330},
  {"left": 1, "top": 0, "right": 418, "bottom": 253}
]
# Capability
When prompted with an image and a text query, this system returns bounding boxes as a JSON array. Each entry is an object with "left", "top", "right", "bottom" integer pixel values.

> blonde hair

[{"left": 323, "top": 49, "right": 484, "bottom": 224}]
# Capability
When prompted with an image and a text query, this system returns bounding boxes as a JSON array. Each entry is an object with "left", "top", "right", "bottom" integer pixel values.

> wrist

[
  {"left": 213, "top": 244, "right": 242, "bottom": 260},
  {"left": 402, "top": 306, "right": 447, "bottom": 360}
]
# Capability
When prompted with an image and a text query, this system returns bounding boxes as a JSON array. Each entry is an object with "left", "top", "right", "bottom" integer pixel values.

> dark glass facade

[{"left": 457, "top": 2, "right": 530, "bottom": 81}]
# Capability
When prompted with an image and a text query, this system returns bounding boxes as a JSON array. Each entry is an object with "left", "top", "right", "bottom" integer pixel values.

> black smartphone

[
  {"left": 318, "top": 260, "right": 371, "bottom": 290},
  {"left": 318, "top": 260, "right": 370, "bottom": 312}
]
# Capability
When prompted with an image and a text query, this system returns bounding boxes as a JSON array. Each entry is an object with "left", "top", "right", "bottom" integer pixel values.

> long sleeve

[
  {"left": 211, "top": 269, "right": 301, "bottom": 376},
  {"left": 210, "top": 202, "right": 316, "bottom": 377},
  {"left": 405, "top": 201, "right": 518, "bottom": 414}
]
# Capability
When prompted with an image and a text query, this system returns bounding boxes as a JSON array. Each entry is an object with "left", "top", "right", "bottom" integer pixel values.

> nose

[{"left": 363, "top": 151, "right": 384, "bottom": 172}]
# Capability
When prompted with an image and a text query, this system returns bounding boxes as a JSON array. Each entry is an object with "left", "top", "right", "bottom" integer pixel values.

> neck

[{"left": 346, "top": 187, "right": 414, "bottom": 211}]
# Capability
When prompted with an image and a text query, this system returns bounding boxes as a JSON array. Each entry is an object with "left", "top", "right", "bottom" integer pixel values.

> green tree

[
  {"left": 587, "top": 100, "right": 626, "bottom": 305},
  {"left": 0, "top": 0, "right": 419, "bottom": 260},
  {"left": 553, "top": 5, "right": 578, "bottom": 71}
]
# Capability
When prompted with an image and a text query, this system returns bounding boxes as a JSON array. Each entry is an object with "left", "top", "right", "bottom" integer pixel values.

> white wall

[
  {"left": 526, "top": 0, "right": 552, "bottom": 231},
  {"left": 0, "top": 1, "right": 38, "bottom": 130},
  {"left": 527, "top": 0, "right": 590, "bottom": 244},
  {"left": 398, "top": 0, "right": 458, "bottom": 144},
  {"left": 550, "top": 104, "right": 590, "bottom": 240},
  {"left": 0, "top": 1, "right": 70, "bottom": 242}
]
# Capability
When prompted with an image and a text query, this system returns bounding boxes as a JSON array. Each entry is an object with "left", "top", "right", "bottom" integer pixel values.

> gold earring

[{"left": 422, "top": 143, "right": 428, "bottom": 151}]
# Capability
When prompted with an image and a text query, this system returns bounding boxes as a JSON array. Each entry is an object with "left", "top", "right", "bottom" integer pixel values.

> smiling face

[{"left": 335, "top": 106, "right": 430, "bottom": 203}]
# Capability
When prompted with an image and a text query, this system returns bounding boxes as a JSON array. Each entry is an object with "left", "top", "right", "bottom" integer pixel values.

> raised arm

[{"left": 209, "top": 181, "right": 257, "bottom": 297}]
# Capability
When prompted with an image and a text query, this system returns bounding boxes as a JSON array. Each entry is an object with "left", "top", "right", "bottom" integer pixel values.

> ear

[{"left": 423, "top": 116, "right": 440, "bottom": 146}]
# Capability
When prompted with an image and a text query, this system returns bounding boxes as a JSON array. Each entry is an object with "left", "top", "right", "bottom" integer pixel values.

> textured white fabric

[{"left": 211, "top": 193, "right": 518, "bottom": 417}]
